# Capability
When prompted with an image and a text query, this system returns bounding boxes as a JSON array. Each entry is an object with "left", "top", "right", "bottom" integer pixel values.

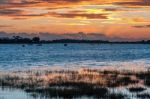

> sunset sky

[{"left": 0, "top": 0, "right": 150, "bottom": 40}]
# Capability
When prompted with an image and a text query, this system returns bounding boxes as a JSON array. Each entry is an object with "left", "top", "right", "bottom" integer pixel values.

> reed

[
  {"left": 0, "top": 68, "right": 150, "bottom": 98},
  {"left": 137, "top": 93, "right": 150, "bottom": 98},
  {"left": 128, "top": 87, "right": 146, "bottom": 92}
]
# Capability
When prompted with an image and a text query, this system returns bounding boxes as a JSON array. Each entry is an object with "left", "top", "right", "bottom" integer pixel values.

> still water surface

[{"left": 0, "top": 44, "right": 150, "bottom": 70}]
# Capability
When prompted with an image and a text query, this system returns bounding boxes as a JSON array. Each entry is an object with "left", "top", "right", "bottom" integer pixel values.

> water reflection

[{"left": 0, "top": 87, "right": 28, "bottom": 99}]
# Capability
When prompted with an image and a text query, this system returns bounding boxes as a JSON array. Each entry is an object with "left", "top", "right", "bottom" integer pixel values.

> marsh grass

[
  {"left": 25, "top": 88, "right": 127, "bottom": 99},
  {"left": 128, "top": 87, "right": 146, "bottom": 93},
  {"left": 137, "top": 93, "right": 150, "bottom": 99},
  {"left": 107, "top": 93, "right": 126, "bottom": 99},
  {"left": 0, "top": 68, "right": 150, "bottom": 98},
  {"left": 26, "top": 85, "right": 108, "bottom": 98},
  {"left": 0, "top": 69, "right": 140, "bottom": 88}
]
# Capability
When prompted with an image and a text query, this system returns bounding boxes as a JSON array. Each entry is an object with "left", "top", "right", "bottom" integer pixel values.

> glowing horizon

[{"left": 0, "top": 0, "right": 150, "bottom": 40}]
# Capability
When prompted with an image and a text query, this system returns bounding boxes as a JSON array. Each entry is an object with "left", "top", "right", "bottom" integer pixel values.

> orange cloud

[
  {"left": 0, "top": 0, "right": 150, "bottom": 40},
  {"left": 47, "top": 11, "right": 108, "bottom": 19}
]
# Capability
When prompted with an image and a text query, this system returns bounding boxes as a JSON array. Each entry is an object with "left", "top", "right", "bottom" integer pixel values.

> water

[
  {"left": 0, "top": 44, "right": 150, "bottom": 70},
  {"left": 0, "top": 88, "right": 29, "bottom": 99},
  {"left": 0, "top": 44, "right": 150, "bottom": 99}
]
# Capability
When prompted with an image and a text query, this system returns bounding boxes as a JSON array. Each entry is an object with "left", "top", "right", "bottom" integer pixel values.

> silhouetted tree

[{"left": 32, "top": 37, "right": 40, "bottom": 43}]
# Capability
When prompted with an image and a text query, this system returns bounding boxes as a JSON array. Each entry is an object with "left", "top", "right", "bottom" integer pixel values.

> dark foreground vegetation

[
  {"left": 0, "top": 36, "right": 150, "bottom": 44},
  {"left": 25, "top": 86, "right": 127, "bottom": 99},
  {"left": 1, "top": 68, "right": 150, "bottom": 98},
  {"left": 25, "top": 83, "right": 109, "bottom": 98}
]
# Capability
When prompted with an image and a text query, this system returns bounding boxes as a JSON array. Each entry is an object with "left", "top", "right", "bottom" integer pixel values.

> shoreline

[{"left": 0, "top": 43, "right": 150, "bottom": 44}]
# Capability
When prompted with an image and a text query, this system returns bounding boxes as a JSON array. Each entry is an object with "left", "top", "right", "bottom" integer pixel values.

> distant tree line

[
  {"left": 0, "top": 36, "right": 40, "bottom": 44},
  {"left": 0, "top": 36, "right": 150, "bottom": 44}
]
